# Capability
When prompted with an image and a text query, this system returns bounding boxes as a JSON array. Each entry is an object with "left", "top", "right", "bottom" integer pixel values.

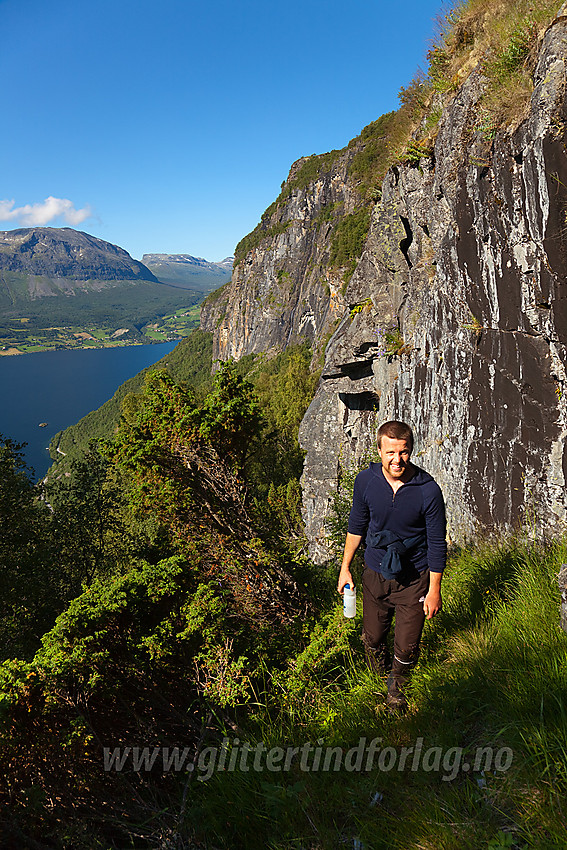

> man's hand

[
  {"left": 423, "top": 588, "right": 442, "bottom": 619},
  {"left": 337, "top": 533, "right": 362, "bottom": 595},
  {"left": 337, "top": 567, "right": 354, "bottom": 595},
  {"left": 423, "top": 571, "right": 443, "bottom": 619}
]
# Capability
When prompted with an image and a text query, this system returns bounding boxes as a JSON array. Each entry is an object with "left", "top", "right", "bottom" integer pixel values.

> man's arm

[
  {"left": 337, "top": 533, "right": 363, "bottom": 594},
  {"left": 423, "top": 482, "right": 446, "bottom": 619},
  {"left": 423, "top": 569, "right": 442, "bottom": 619}
]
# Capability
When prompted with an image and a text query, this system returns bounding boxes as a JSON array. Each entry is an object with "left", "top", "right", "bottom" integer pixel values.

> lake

[{"left": 0, "top": 342, "right": 178, "bottom": 479}]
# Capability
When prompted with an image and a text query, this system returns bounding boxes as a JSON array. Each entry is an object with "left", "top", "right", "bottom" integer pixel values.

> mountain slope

[
  {"left": 142, "top": 253, "right": 232, "bottom": 292},
  {"left": 0, "top": 228, "right": 202, "bottom": 349},
  {"left": 0, "top": 227, "right": 158, "bottom": 301}
]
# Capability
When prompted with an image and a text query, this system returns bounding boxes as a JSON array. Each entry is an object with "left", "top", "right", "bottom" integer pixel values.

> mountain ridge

[{"left": 142, "top": 252, "right": 233, "bottom": 292}]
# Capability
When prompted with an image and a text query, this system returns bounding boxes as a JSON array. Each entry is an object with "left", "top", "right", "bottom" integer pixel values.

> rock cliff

[
  {"left": 203, "top": 3, "right": 567, "bottom": 561},
  {"left": 200, "top": 145, "right": 367, "bottom": 360}
]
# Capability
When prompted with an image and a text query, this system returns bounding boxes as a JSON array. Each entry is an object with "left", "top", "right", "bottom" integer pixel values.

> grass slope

[{"left": 186, "top": 535, "right": 567, "bottom": 849}]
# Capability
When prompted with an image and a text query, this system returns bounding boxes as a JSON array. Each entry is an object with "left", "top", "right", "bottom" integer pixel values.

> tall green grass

[{"left": 184, "top": 535, "right": 567, "bottom": 849}]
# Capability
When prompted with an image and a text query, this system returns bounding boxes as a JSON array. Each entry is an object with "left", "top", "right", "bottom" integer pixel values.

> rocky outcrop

[
  {"left": 0, "top": 228, "right": 158, "bottom": 299},
  {"left": 205, "top": 4, "right": 567, "bottom": 561}
]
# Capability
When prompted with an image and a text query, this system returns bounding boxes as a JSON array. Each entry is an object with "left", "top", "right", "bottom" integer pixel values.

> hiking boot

[
  {"left": 385, "top": 687, "right": 408, "bottom": 713},
  {"left": 386, "top": 659, "right": 412, "bottom": 713}
]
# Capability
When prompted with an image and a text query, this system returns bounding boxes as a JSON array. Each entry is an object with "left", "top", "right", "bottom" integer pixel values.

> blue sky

[{"left": 0, "top": 0, "right": 446, "bottom": 262}]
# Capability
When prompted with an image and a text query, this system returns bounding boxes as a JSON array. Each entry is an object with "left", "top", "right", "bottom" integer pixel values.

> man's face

[{"left": 378, "top": 435, "right": 412, "bottom": 482}]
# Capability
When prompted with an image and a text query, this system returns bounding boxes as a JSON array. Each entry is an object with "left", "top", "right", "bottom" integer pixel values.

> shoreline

[{"left": 0, "top": 338, "right": 181, "bottom": 357}]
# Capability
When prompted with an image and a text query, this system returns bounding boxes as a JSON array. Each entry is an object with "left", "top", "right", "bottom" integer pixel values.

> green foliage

[
  {"left": 45, "top": 447, "right": 132, "bottom": 584},
  {"left": 329, "top": 207, "right": 371, "bottom": 281},
  {"left": 350, "top": 298, "right": 372, "bottom": 317},
  {"left": 286, "top": 151, "right": 342, "bottom": 193},
  {"left": 197, "top": 361, "right": 263, "bottom": 470},
  {"left": 315, "top": 200, "right": 341, "bottom": 228},
  {"left": 398, "top": 138, "right": 434, "bottom": 165},
  {"left": 275, "top": 267, "right": 292, "bottom": 287},
  {"left": 246, "top": 344, "right": 320, "bottom": 518},
  {"left": 487, "top": 16, "right": 539, "bottom": 80},
  {"left": 268, "top": 606, "right": 358, "bottom": 715},
  {"left": 0, "top": 437, "right": 55, "bottom": 658},
  {"left": 348, "top": 112, "right": 396, "bottom": 197},
  {"left": 428, "top": 45, "right": 454, "bottom": 92},
  {"left": 0, "top": 437, "right": 146, "bottom": 662}
]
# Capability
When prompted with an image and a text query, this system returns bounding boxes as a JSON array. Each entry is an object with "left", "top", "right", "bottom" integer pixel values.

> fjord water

[{"left": 0, "top": 342, "right": 178, "bottom": 479}]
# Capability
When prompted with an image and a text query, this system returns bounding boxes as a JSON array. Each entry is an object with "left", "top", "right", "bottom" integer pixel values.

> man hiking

[{"left": 337, "top": 420, "right": 447, "bottom": 711}]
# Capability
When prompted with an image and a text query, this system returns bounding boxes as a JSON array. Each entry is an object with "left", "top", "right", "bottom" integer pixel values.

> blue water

[{"left": 0, "top": 342, "right": 178, "bottom": 479}]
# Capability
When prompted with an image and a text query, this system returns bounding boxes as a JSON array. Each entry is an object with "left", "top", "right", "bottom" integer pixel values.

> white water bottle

[{"left": 343, "top": 583, "right": 357, "bottom": 618}]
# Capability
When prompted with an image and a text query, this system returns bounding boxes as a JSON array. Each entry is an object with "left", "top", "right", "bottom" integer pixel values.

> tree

[{"left": 0, "top": 436, "right": 54, "bottom": 658}]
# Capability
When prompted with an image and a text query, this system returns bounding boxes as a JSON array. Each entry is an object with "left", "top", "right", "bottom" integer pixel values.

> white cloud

[{"left": 0, "top": 196, "right": 92, "bottom": 227}]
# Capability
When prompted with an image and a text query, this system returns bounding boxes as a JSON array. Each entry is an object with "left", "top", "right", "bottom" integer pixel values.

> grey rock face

[
  {"left": 301, "top": 11, "right": 567, "bottom": 561},
  {"left": 202, "top": 149, "right": 362, "bottom": 362},
  {"left": 206, "top": 6, "right": 567, "bottom": 563}
]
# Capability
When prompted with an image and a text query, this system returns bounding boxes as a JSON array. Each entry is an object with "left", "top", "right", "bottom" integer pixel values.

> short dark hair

[{"left": 377, "top": 420, "right": 414, "bottom": 451}]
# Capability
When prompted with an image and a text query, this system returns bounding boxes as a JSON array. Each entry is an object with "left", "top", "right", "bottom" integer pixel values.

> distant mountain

[
  {"left": 0, "top": 228, "right": 159, "bottom": 299},
  {"left": 215, "top": 256, "right": 235, "bottom": 272},
  {"left": 0, "top": 228, "right": 201, "bottom": 344},
  {"left": 142, "top": 253, "right": 232, "bottom": 292}
]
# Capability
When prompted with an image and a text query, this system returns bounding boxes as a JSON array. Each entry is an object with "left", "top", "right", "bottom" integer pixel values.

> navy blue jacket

[{"left": 347, "top": 462, "right": 447, "bottom": 575}]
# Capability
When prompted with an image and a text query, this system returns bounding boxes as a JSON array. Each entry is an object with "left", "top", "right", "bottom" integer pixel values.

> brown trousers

[{"left": 362, "top": 563, "right": 430, "bottom": 673}]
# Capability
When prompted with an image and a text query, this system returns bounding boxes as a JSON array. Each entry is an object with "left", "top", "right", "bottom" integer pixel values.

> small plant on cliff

[
  {"left": 398, "top": 138, "right": 434, "bottom": 166},
  {"left": 375, "top": 326, "right": 410, "bottom": 358},
  {"left": 490, "top": 16, "right": 539, "bottom": 79},
  {"left": 349, "top": 298, "right": 372, "bottom": 317},
  {"left": 462, "top": 312, "right": 483, "bottom": 341}
]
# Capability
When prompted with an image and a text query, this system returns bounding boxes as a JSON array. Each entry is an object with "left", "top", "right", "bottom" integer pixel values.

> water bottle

[{"left": 343, "top": 583, "right": 357, "bottom": 618}]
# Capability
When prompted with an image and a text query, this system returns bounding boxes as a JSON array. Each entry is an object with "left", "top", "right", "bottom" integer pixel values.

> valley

[
  {"left": 0, "top": 302, "right": 201, "bottom": 354},
  {"left": 0, "top": 229, "right": 231, "bottom": 354}
]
